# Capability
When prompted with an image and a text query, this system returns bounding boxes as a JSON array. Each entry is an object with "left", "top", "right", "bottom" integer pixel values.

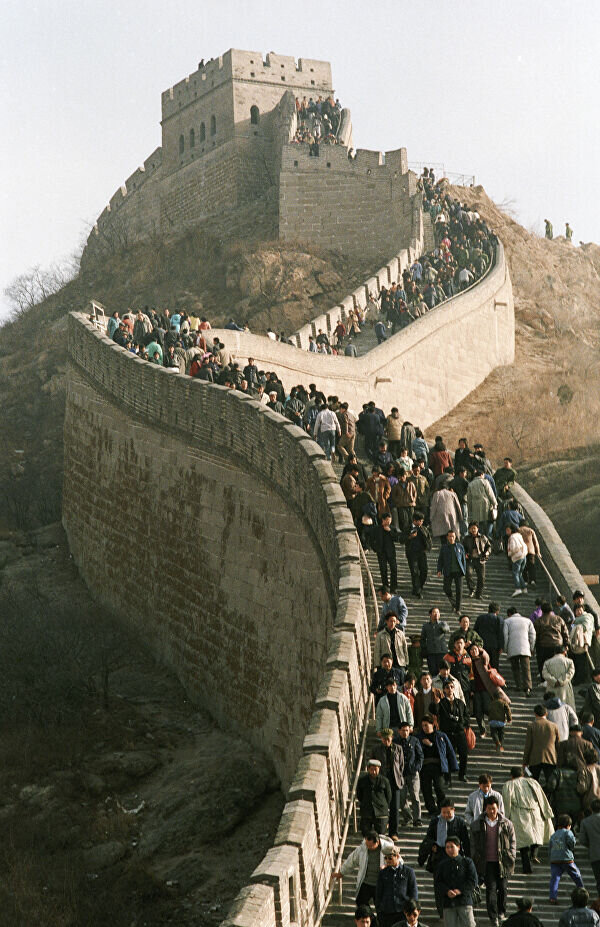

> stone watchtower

[
  {"left": 83, "top": 48, "right": 416, "bottom": 266},
  {"left": 160, "top": 50, "right": 333, "bottom": 174}
]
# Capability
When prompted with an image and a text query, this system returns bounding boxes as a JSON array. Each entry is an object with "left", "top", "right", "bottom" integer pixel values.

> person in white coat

[
  {"left": 502, "top": 767, "right": 554, "bottom": 874},
  {"left": 506, "top": 525, "right": 529, "bottom": 595},
  {"left": 544, "top": 691, "right": 578, "bottom": 741},
  {"left": 463, "top": 773, "right": 505, "bottom": 825},
  {"left": 503, "top": 605, "right": 536, "bottom": 695},
  {"left": 542, "top": 645, "right": 576, "bottom": 710},
  {"left": 333, "top": 830, "right": 395, "bottom": 908}
]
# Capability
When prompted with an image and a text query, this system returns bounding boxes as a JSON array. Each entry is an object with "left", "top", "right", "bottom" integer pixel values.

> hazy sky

[{"left": 1, "top": 0, "right": 599, "bottom": 318}]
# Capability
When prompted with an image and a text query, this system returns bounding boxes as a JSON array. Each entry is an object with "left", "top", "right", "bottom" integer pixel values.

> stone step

[{"left": 322, "top": 513, "right": 595, "bottom": 925}]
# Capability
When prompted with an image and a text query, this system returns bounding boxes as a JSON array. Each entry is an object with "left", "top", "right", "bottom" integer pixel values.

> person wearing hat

[
  {"left": 334, "top": 830, "right": 394, "bottom": 913},
  {"left": 375, "top": 846, "right": 418, "bottom": 927},
  {"left": 357, "top": 760, "right": 392, "bottom": 836}
]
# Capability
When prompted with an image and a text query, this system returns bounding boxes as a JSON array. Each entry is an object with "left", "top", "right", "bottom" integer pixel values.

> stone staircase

[{"left": 321, "top": 527, "right": 596, "bottom": 925}]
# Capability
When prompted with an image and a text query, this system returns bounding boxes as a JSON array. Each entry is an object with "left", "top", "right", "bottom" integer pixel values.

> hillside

[
  {"left": 0, "top": 231, "right": 382, "bottom": 535},
  {"left": 429, "top": 185, "right": 600, "bottom": 587}
]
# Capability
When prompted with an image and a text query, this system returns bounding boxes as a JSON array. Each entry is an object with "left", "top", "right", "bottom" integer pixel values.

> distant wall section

[
  {"left": 64, "top": 313, "right": 376, "bottom": 927},
  {"left": 209, "top": 243, "right": 514, "bottom": 429}
]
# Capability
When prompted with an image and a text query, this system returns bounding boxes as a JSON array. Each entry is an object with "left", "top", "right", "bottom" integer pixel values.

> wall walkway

[{"left": 210, "top": 242, "right": 514, "bottom": 429}]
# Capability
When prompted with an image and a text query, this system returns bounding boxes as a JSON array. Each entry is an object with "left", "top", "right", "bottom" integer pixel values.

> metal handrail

[
  {"left": 536, "top": 553, "right": 562, "bottom": 598},
  {"left": 317, "top": 543, "right": 379, "bottom": 915},
  {"left": 319, "top": 691, "right": 373, "bottom": 917}
]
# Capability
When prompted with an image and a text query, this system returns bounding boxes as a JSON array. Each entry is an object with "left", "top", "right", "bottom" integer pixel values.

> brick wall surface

[
  {"left": 279, "top": 144, "right": 414, "bottom": 261},
  {"left": 63, "top": 314, "right": 375, "bottom": 927}
]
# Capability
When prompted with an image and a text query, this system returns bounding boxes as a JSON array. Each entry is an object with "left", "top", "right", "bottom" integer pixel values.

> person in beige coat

[
  {"left": 522, "top": 704, "right": 560, "bottom": 782},
  {"left": 502, "top": 767, "right": 554, "bottom": 873},
  {"left": 542, "top": 645, "right": 576, "bottom": 710},
  {"left": 374, "top": 616, "right": 409, "bottom": 669}
]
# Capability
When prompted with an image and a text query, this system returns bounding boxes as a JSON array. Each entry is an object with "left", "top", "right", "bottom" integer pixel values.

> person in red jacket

[{"left": 429, "top": 436, "right": 452, "bottom": 477}]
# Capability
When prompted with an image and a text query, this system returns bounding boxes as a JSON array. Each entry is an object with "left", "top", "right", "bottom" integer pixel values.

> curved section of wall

[
  {"left": 63, "top": 314, "right": 375, "bottom": 927},
  {"left": 210, "top": 242, "right": 514, "bottom": 429}
]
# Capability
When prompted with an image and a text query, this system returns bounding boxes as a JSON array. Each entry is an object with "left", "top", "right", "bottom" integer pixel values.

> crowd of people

[
  {"left": 292, "top": 94, "right": 342, "bottom": 152},
  {"left": 299, "top": 180, "right": 499, "bottom": 357},
  {"left": 97, "top": 185, "right": 598, "bottom": 926},
  {"left": 340, "top": 578, "right": 600, "bottom": 927}
]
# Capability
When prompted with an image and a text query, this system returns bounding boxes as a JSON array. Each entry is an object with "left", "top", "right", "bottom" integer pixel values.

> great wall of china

[{"left": 63, "top": 48, "right": 600, "bottom": 927}]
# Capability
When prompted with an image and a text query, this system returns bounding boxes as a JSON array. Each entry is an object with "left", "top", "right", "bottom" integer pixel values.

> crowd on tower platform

[{"left": 291, "top": 94, "right": 342, "bottom": 152}]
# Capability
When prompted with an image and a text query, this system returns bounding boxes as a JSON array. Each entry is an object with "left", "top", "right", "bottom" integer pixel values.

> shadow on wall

[{"left": 62, "top": 313, "right": 374, "bottom": 927}]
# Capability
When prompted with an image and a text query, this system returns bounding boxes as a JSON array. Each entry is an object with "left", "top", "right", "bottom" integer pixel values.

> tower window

[
  {"left": 250, "top": 105, "right": 259, "bottom": 125},
  {"left": 179, "top": 134, "right": 184, "bottom": 155},
  {"left": 190, "top": 128, "right": 195, "bottom": 148},
  {"left": 199, "top": 122, "right": 206, "bottom": 142},
  {"left": 210, "top": 115, "right": 216, "bottom": 136}
]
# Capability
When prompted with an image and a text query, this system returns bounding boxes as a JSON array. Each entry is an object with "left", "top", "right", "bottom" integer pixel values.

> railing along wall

[
  {"left": 64, "top": 313, "right": 379, "bottom": 927},
  {"left": 208, "top": 241, "right": 513, "bottom": 430},
  {"left": 512, "top": 483, "right": 600, "bottom": 615}
]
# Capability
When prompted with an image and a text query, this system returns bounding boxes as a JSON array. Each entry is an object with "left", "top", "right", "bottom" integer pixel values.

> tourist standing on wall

[
  {"left": 375, "top": 846, "right": 419, "bottom": 927},
  {"left": 357, "top": 760, "right": 392, "bottom": 835},
  {"left": 435, "top": 836, "right": 479, "bottom": 927},
  {"left": 475, "top": 602, "right": 504, "bottom": 669},
  {"left": 333, "top": 829, "right": 394, "bottom": 911},
  {"left": 503, "top": 605, "right": 536, "bottom": 695},
  {"left": 420, "top": 607, "right": 451, "bottom": 675},
  {"left": 395, "top": 721, "right": 423, "bottom": 828},
  {"left": 470, "top": 796, "right": 516, "bottom": 927},
  {"left": 502, "top": 767, "right": 554, "bottom": 875},
  {"left": 437, "top": 530, "right": 467, "bottom": 615}
]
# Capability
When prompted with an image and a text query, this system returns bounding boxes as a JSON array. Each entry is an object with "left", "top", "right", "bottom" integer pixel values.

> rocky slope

[{"left": 0, "top": 524, "right": 283, "bottom": 927}]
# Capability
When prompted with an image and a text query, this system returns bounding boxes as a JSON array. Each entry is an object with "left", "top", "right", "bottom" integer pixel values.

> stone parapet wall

[
  {"left": 63, "top": 313, "right": 375, "bottom": 927},
  {"left": 279, "top": 142, "right": 415, "bottom": 261},
  {"left": 210, "top": 242, "right": 514, "bottom": 430},
  {"left": 292, "top": 195, "right": 423, "bottom": 350},
  {"left": 512, "top": 484, "right": 600, "bottom": 614}
]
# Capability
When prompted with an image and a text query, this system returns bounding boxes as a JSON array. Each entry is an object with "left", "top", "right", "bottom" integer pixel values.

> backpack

[{"left": 570, "top": 623, "right": 587, "bottom": 655}]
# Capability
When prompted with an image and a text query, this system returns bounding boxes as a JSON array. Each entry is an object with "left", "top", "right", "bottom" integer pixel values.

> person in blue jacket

[{"left": 437, "top": 530, "right": 467, "bottom": 615}]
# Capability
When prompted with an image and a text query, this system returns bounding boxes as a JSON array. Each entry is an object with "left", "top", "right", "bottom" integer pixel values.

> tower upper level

[{"left": 160, "top": 49, "right": 333, "bottom": 174}]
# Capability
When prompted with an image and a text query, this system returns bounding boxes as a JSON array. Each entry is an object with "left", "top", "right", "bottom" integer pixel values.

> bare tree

[{"left": 4, "top": 261, "right": 76, "bottom": 320}]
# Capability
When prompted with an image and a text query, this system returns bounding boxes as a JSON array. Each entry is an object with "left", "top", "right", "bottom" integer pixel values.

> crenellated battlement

[
  {"left": 82, "top": 48, "right": 415, "bottom": 268},
  {"left": 161, "top": 49, "right": 332, "bottom": 122}
]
